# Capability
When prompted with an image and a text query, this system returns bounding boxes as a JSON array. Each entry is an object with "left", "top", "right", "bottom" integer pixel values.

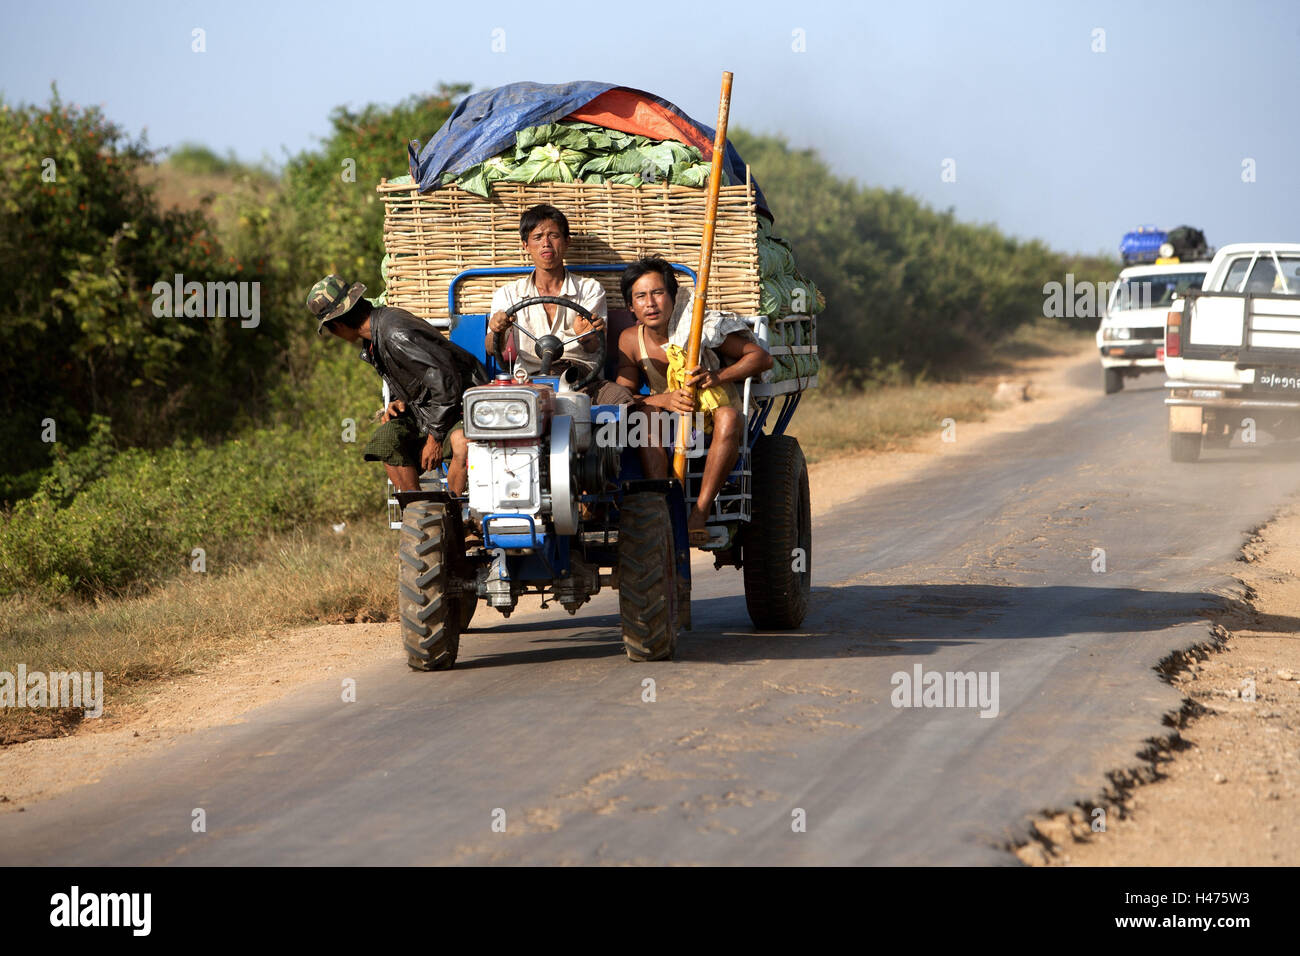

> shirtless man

[{"left": 613, "top": 256, "right": 772, "bottom": 542}]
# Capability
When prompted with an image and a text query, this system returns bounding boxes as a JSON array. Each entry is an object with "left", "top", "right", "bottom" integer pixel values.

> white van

[{"left": 1097, "top": 262, "right": 1209, "bottom": 394}]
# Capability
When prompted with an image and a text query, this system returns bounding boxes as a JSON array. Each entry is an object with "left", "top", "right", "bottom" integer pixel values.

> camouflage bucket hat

[{"left": 307, "top": 274, "right": 367, "bottom": 334}]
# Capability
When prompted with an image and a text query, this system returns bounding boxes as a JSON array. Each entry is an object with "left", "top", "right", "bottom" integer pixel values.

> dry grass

[
  {"left": 0, "top": 519, "right": 396, "bottom": 740},
  {"left": 973, "top": 316, "right": 1093, "bottom": 372},
  {"left": 789, "top": 382, "right": 996, "bottom": 463},
  {"left": 790, "top": 317, "right": 1092, "bottom": 463}
]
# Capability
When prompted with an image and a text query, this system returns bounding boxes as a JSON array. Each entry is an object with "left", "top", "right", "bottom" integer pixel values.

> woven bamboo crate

[{"left": 377, "top": 179, "right": 761, "bottom": 322}]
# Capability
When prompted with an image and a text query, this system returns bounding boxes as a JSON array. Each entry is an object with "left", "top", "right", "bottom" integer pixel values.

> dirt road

[{"left": 3, "top": 356, "right": 1298, "bottom": 864}]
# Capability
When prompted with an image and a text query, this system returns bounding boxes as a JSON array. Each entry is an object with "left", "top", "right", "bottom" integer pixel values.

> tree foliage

[
  {"left": 0, "top": 86, "right": 278, "bottom": 480},
  {"left": 732, "top": 130, "right": 1114, "bottom": 381}
]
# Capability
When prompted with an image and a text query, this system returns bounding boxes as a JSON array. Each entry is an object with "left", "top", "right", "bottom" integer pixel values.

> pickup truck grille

[{"left": 1131, "top": 327, "right": 1164, "bottom": 340}]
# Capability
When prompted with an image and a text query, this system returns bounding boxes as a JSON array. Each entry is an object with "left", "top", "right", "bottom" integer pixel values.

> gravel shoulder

[{"left": 1018, "top": 505, "right": 1300, "bottom": 866}]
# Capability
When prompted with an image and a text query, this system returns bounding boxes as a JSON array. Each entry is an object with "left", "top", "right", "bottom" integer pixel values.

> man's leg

[
  {"left": 385, "top": 464, "right": 420, "bottom": 491},
  {"left": 586, "top": 380, "right": 667, "bottom": 478},
  {"left": 366, "top": 419, "right": 423, "bottom": 491},
  {"left": 446, "top": 427, "right": 469, "bottom": 496},
  {"left": 637, "top": 405, "right": 670, "bottom": 478},
  {"left": 587, "top": 379, "right": 635, "bottom": 405},
  {"left": 689, "top": 405, "right": 742, "bottom": 537}
]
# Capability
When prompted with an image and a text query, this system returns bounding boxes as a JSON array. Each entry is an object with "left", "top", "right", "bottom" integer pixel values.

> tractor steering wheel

[{"left": 495, "top": 296, "right": 607, "bottom": 391}]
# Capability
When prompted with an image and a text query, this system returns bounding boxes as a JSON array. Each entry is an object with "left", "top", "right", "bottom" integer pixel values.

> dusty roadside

[
  {"left": 1016, "top": 507, "right": 1300, "bottom": 866},
  {"left": 0, "top": 341, "right": 1098, "bottom": 813}
]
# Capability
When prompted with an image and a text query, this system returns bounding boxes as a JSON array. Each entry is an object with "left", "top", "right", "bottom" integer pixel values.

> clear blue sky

[{"left": 2, "top": 0, "right": 1296, "bottom": 255}]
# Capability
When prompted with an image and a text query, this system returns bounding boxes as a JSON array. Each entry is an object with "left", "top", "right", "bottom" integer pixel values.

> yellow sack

[{"left": 664, "top": 344, "right": 732, "bottom": 433}]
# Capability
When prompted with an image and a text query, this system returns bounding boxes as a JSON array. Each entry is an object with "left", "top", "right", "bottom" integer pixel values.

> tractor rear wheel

[
  {"left": 453, "top": 592, "right": 478, "bottom": 632},
  {"left": 744, "top": 434, "right": 811, "bottom": 629},
  {"left": 398, "top": 500, "right": 462, "bottom": 670},
  {"left": 617, "top": 493, "right": 679, "bottom": 661}
]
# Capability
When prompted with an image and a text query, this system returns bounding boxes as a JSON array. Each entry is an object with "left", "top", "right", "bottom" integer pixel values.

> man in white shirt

[{"left": 486, "top": 204, "right": 634, "bottom": 405}]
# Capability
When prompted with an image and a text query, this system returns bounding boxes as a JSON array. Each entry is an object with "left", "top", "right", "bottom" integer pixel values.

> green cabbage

[{"left": 506, "top": 144, "right": 588, "bottom": 185}]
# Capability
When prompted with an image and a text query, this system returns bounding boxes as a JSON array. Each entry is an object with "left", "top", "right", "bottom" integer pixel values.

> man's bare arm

[
  {"left": 613, "top": 327, "right": 642, "bottom": 391},
  {"left": 485, "top": 310, "right": 511, "bottom": 357},
  {"left": 714, "top": 334, "right": 773, "bottom": 383}
]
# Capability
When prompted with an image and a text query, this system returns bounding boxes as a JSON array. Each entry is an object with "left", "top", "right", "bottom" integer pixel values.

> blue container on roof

[{"left": 1120, "top": 226, "right": 1168, "bottom": 265}]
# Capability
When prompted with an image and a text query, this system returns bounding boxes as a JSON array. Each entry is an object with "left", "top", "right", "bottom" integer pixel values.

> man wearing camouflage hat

[{"left": 308, "top": 274, "right": 488, "bottom": 495}]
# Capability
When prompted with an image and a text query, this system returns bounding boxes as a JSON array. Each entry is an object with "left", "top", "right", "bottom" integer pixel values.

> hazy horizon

[{"left": 2, "top": 0, "right": 1296, "bottom": 257}]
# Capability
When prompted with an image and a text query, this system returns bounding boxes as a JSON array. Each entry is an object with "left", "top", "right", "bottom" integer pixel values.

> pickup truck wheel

[
  {"left": 743, "top": 434, "right": 811, "bottom": 629},
  {"left": 617, "top": 493, "right": 678, "bottom": 661},
  {"left": 1169, "top": 430, "right": 1202, "bottom": 463},
  {"left": 1201, "top": 413, "right": 1232, "bottom": 449},
  {"left": 398, "top": 500, "right": 462, "bottom": 670},
  {"left": 1103, "top": 368, "right": 1123, "bottom": 394}
]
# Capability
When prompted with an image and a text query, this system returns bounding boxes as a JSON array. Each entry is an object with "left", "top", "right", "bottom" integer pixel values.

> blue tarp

[{"left": 407, "top": 80, "right": 769, "bottom": 217}]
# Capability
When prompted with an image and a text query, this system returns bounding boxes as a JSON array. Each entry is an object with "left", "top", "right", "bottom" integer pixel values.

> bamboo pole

[{"left": 673, "top": 70, "right": 733, "bottom": 483}]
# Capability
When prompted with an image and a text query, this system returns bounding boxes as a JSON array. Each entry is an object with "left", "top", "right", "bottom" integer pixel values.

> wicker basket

[{"left": 377, "top": 178, "right": 761, "bottom": 322}]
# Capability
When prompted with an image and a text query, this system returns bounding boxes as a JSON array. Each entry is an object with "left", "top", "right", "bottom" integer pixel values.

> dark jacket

[{"left": 362, "top": 306, "right": 488, "bottom": 441}]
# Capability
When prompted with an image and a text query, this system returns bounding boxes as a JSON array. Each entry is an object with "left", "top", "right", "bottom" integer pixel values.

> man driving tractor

[{"left": 485, "top": 203, "right": 635, "bottom": 405}]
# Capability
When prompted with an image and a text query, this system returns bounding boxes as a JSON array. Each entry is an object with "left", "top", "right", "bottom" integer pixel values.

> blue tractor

[{"left": 392, "top": 263, "right": 813, "bottom": 668}]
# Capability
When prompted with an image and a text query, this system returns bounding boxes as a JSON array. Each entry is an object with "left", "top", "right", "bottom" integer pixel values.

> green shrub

[
  {"left": 0, "top": 86, "right": 280, "bottom": 475},
  {"left": 0, "top": 355, "right": 385, "bottom": 599}
]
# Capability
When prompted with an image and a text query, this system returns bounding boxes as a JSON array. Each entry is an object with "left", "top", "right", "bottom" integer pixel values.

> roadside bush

[{"left": 0, "top": 353, "right": 383, "bottom": 599}]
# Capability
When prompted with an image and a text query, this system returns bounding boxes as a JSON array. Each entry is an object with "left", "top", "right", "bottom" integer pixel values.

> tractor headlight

[
  {"left": 463, "top": 389, "right": 542, "bottom": 439},
  {"left": 472, "top": 400, "right": 528, "bottom": 429}
]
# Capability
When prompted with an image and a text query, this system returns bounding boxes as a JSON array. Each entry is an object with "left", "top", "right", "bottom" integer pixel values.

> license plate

[{"left": 1256, "top": 369, "right": 1300, "bottom": 392}]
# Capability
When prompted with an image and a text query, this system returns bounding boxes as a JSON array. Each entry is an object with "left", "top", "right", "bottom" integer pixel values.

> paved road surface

[{"left": 5, "top": 360, "right": 1300, "bottom": 865}]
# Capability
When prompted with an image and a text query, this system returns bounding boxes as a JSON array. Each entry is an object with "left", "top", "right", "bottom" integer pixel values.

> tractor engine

[{"left": 462, "top": 373, "right": 619, "bottom": 614}]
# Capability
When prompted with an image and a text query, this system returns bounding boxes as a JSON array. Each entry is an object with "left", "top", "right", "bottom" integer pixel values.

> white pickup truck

[
  {"left": 1164, "top": 242, "right": 1300, "bottom": 461},
  {"left": 1098, "top": 262, "right": 1209, "bottom": 394}
]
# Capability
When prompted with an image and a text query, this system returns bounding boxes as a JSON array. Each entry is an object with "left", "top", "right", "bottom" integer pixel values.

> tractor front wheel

[
  {"left": 617, "top": 493, "right": 679, "bottom": 661},
  {"left": 398, "top": 500, "right": 463, "bottom": 670}
]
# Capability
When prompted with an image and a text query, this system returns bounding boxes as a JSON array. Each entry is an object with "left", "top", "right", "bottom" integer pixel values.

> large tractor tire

[
  {"left": 744, "top": 434, "right": 811, "bottom": 629},
  {"left": 617, "top": 493, "right": 679, "bottom": 662},
  {"left": 398, "top": 500, "right": 462, "bottom": 671},
  {"left": 454, "top": 592, "right": 479, "bottom": 632}
]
